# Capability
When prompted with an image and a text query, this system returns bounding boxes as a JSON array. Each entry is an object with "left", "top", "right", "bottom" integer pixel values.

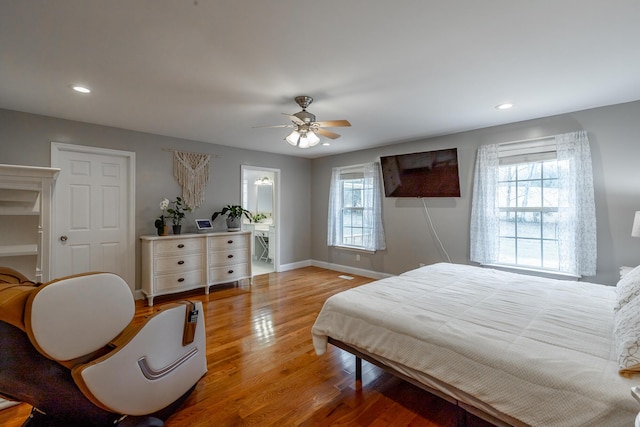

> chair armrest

[{"left": 71, "top": 301, "right": 207, "bottom": 415}]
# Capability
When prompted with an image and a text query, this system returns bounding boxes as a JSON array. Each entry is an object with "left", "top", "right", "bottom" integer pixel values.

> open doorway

[{"left": 241, "top": 165, "right": 280, "bottom": 276}]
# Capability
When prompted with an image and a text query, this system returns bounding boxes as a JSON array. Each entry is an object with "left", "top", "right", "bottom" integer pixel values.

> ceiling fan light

[
  {"left": 298, "top": 135, "right": 310, "bottom": 149},
  {"left": 285, "top": 130, "right": 300, "bottom": 146},
  {"left": 275, "top": 96, "right": 348, "bottom": 149},
  {"left": 307, "top": 131, "right": 320, "bottom": 146}
]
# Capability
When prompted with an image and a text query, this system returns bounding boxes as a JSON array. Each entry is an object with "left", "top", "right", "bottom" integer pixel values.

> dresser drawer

[
  {"left": 154, "top": 270, "right": 204, "bottom": 292},
  {"left": 209, "top": 264, "right": 250, "bottom": 283},
  {"left": 209, "top": 235, "right": 248, "bottom": 251},
  {"left": 209, "top": 248, "right": 248, "bottom": 267},
  {"left": 154, "top": 253, "right": 204, "bottom": 274},
  {"left": 155, "top": 238, "right": 204, "bottom": 255}
]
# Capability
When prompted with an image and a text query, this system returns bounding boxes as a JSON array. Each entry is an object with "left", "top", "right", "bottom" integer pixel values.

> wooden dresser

[{"left": 140, "top": 231, "right": 251, "bottom": 306}]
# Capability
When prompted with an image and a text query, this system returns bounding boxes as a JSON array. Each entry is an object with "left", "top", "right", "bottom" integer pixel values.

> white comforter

[{"left": 311, "top": 263, "right": 638, "bottom": 427}]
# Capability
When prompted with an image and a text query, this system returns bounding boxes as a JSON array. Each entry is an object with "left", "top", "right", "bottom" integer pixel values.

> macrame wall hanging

[{"left": 169, "top": 150, "right": 212, "bottom": 209}]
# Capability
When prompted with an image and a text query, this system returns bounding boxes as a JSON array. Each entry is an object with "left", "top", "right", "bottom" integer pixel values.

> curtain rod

[
  {"left": 498, "top": 134, "right": 559, "bottom": 146},
  {"left": 162, "top": 148, "right": 221, "bottom": 158}
]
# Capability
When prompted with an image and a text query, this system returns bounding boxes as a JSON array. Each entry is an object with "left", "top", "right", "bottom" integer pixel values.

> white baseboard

[
  {"left": 310, "top": 260, "right": 392, "bottom": 280},
  {"left": 278, "top": 259, "right": 390, "bottom": 279},
  {"left": 278, "top": 259, "right": 313, "bottom": 272}
]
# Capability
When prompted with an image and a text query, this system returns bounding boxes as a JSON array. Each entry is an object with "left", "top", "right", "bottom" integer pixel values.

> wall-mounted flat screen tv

[{"left": 380, "top": 148, "right": 461, "bottom": 197}]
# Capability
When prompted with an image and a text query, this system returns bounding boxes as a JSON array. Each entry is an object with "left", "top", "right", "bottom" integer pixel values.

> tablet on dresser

[{"left": 195, "top": 219, "right": 213, "bottom": 231}]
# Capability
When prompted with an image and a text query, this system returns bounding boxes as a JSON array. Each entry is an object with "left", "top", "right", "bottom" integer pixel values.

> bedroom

[{"left": 1, "top": 1, "right": 640, "bottom": 426}]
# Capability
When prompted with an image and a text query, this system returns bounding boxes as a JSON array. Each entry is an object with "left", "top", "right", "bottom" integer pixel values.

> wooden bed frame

[{"left": 328, "top": 337, "right": 519, "bottom": 427}]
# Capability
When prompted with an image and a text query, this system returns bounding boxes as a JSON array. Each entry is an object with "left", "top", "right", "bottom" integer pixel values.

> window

[
  {"left": 341, "top": 175, "right": 368, "bottom": 247},
  {"left": 497, "top": 159, "right": 559, "bottom": 270},
  {"left": 470, "top": 131, "right": 596, "bottom": 277},
  {"left": 328, "top": 162, "right": 386, "bottom": 252}
]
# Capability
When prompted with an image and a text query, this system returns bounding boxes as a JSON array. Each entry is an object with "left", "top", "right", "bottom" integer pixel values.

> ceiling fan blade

[
  {"left": 253, "top": 124, "right": 294, "bottom": 129},
  {"left": 281, "top": 113, "right": 305, "bottom": 126},
  {"left": 314, "top": 120, "right": 351, "bottom": 128},
  {"left": 315, "top": 128, "right": 341, "bottom": 139}
]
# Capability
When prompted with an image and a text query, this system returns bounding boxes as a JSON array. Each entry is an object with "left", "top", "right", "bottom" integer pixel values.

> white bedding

[{"left": 311, "top": 263, "right": 638, "bottom": 427}]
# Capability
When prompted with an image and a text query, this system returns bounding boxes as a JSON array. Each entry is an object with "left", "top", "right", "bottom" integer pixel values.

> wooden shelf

[
  {"left": 0, "top": 244, "right": 39, "bottom": 257},
  {"left": 0, "top": 188, "right": 40, "bottom": 214},
  {"left": 0, "top": 208, "right": 40, "bottom": 216}
]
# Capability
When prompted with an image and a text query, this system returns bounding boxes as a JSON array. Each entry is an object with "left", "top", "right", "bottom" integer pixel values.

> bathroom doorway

[{"left": 241, "top": 165, "right": 280, "bottom": 276}]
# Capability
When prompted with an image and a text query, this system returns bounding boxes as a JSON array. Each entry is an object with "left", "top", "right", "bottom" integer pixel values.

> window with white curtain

[
  {"left": 470, "top": 131, "right": 596, "bottom": 277},
  {"left": 328, "top": 162, "right": 386, "bottom": 252}
]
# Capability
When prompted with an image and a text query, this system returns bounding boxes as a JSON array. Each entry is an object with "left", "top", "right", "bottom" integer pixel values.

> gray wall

[
  {"left": 2, "top": 101, "right": 639, "bottom": 287},
  {"left": 0, "top": 108, "right": 311, "bottom": 289},
  {"left": 311, "top": 100, "right": 640, "bottom": 285}
]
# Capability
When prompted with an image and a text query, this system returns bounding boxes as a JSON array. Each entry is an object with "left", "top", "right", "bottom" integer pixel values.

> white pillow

[
  {"left": 614, "top": 292, "right": 640, "bottom": 376},
  {"left": 615, "top": 265, "right": 640, "bottom": 312}
]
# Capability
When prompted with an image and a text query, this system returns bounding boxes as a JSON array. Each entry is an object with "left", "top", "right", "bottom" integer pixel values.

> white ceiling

[{"left": 1, "top": 1, "right": 639, "bottom": 159}]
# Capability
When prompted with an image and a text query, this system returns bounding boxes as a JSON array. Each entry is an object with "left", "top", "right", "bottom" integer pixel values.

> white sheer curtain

[
  {"left": 327, "top": 162, "right": 386, "bottom": 252},
  {"left": 362, "top": 162, "right": 386, "bottom": 251},
  {"left": 469, "top": 144, "right": 500, "bottom": 265},
  {"left": 556, "top": 131, "right": 597, "bottom": 276},
  {"left": 470, "top": 131, "right": 596, "bottom": 276},
  {"left": 327, "top": 167, "right": 342, "bottom": 247}
]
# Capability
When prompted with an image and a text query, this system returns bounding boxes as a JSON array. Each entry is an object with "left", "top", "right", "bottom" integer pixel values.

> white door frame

[
  {"left": 50, "top": 142, "right": 136, "bottom": 290},
  {"left": 241, "top": 165, "right": 280, "bottom": 273}
]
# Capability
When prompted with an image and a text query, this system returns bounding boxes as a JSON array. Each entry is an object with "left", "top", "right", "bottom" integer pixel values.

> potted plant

[
  {"left": 154, "top": 198, "right": 170, "bottom": 236},
  {"left": 167, "top": 196, "right": 191, "bottom": 234},
  {"left": 251, "top": 212, "right": 267, "bottom": 223},
  {"left": 212, "top": 205, "right": 252, "bottom": 231}
]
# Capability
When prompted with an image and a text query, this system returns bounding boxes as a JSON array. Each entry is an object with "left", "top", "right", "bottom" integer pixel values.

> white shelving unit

[
  {"left": 0, "top": 165, "right": 60, "bottom": 411},
  {"left": 0, "top": 164, "right": 59, "bottom": 282}
]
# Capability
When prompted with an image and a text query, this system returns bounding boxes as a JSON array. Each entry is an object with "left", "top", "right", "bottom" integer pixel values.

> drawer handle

[
  {"left": 227, "top": 240, "right": 233, "bottom": 244},
  {"left": 178, "top": 260, "right": 185, "bottom": 265},
  {"left": 178, "top": 278, "right": 185, "bottom": 282},
  {"left": 177, "top": 244, "right": 185, "bottom": 248},
  {"left": 227, "top": 254, "right": 234, "bottom": 259},
  {"left": 227, "top": 270, "right": 234, "bottom": 274}
]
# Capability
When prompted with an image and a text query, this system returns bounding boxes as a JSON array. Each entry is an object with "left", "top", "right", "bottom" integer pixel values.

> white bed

[{"left": 311, "top": 263, "right": 640, "bottom": 427}]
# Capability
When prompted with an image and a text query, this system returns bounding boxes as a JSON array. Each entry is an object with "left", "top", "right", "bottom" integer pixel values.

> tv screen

[{"left": 380, "top": 148, "right": 461, "bottom": 197}]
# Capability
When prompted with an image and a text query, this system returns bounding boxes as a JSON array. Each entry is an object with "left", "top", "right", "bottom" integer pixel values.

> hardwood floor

[{"left": 0, "top": 267, "right": 495, "bottom": 427}]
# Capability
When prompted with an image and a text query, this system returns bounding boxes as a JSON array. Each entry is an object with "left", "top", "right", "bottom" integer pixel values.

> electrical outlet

[{"left": 356, "top": 254, "right": 361, "bottom": 261}]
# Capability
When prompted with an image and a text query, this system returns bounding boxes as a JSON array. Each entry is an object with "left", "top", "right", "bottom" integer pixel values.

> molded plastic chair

[{"left": 0, "top": 267, "right": 207, "bottom": 426}]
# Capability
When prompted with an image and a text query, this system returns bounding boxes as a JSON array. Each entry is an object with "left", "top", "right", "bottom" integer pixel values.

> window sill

[
  {"left": 332, "top": 245, "right": 376, "bottom": 255},
  {"left": 482, "top": 263, "right": 580, "bottom": 281}
]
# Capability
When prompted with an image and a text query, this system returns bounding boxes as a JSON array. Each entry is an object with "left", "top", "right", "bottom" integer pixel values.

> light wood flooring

[{"left": 0, "top": 267, "right": 494, "bottom": 426}]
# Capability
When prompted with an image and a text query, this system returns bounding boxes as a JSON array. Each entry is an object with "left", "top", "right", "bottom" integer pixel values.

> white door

[{"left": 51, "top": 143, "right": 135, "bottom": 291}]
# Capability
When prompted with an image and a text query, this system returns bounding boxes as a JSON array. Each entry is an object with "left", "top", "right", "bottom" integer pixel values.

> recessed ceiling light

[
  {"left": 496, "top": 103, "right": 513, "bottom": 110},
  {"left": 72, "top": 85, "right": 91, "bottom": 94},
  {"left": 322, "top": 142, "right": 331, "bottom": 146}
]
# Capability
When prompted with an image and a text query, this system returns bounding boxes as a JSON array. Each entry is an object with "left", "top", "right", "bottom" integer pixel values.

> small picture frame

[{"left": 195, "top": 219, "right": 213, "bottom": 231}]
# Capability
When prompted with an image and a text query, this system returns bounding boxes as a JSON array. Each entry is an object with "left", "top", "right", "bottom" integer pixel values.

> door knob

[{"left": 60, "top": 235, "right": 68, "bottom": 242}]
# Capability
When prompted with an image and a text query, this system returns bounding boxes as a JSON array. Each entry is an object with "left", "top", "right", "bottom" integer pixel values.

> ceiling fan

[{"left": 259, "top": 96, "right": 351, "bottom": 148}]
